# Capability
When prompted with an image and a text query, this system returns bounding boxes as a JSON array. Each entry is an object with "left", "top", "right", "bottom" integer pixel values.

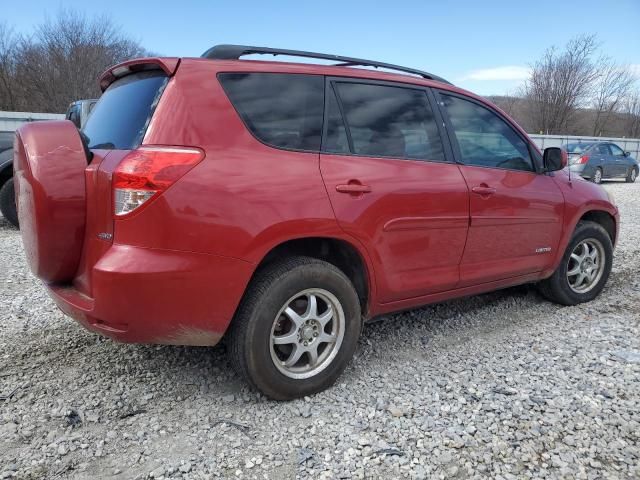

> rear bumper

[
  {"left": 569, "top": 164, "right": 591, "bottom": 178},
  {"left": 48, "top": 244, "right": 254, "bottom": 345}
]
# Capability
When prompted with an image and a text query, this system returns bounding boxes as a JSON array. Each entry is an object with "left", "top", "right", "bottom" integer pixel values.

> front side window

[
  {"left": 332, "top": 82, "right": 445, "bottom": 161},
  {"left": 219, "top": 73, "right": 324, "bottom": 152},
  {"left": 609, "top": 144, "right": 625, "bottom": 157},
  {"left": 440, "top": 94, "right": 534, "bottom": 172}
]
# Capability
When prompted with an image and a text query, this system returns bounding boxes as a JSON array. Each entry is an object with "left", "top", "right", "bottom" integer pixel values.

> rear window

[
  {"left": 565, "top": 143, "right": 592, "bottom": 154},
  {"left": 218, "top": 73, "right": 324, "bottom": 152},
  {"left": 83, "top": 71, "right": 168, "bottom": 150}
]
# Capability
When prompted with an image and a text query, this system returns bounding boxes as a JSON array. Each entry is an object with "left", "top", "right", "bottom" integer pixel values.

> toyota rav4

[{"left": 13, "top": 45, "right": 619, "bottom": 400}]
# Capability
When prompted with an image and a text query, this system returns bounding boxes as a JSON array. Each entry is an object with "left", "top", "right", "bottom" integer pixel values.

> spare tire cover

[{"left": 13, "top": 120, "right": 87, "bottom": 284}]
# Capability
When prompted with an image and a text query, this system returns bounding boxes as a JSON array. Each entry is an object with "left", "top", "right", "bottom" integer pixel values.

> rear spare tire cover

[{"left": 13, "top": 120, "right": 87, "bottom": 284}]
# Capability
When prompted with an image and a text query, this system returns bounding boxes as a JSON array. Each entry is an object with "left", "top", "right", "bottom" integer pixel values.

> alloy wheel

[
  {"left": 566, "top": 239, "right": 605, "bottom": 293},
  {"left": 269, "top": 288, "right": 345, "bottom": 379}
]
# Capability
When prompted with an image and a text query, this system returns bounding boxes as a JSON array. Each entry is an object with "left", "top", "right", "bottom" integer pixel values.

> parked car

[
  {"left": 13, "top": 45, "right": 619, "bottom": 399},
  {"left": 65, "top": 99, "right": 98, "bottom": 129},
  {"left": 0, "top": 132, "right": 17, "bottom": 226},
  {"left": 566, "top": 141, "right": 638, "bottom": 184},
  {"left": 0, "top": 99, "right": 97, "bottom": 227}
]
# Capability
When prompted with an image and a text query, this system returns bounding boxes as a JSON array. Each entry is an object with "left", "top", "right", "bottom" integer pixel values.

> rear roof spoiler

[
  {"left": 201, "top": 44, "right": 451, "bottom": 85},
  {"left": 99, "top": 58, "right": 180, "bottom": 91}
]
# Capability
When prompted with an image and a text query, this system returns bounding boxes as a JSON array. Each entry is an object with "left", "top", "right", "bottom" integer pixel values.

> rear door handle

[
  {"left": 471, "top": 186, "right": 496, "bottom": 195},
  {"left": 336, "top": 183, "right": 372, "bottom": 194}
]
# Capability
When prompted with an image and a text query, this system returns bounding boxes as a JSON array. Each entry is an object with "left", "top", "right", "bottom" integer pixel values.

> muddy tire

[
  {"left": 228, "top": 256, "right": 362, "bottom": 400},
  {"left": 538, "top": 221, "right": 613, "bottom": 306},
  {"left": 0, "top": 179, "right": 18, "bottom": 228}
]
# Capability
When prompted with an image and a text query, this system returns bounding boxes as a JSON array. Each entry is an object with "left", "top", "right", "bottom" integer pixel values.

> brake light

[
  {"left": 575, "top": 155, "right": 589, "bottom": 165},
  {"left": 113, "top": 146, "right": 204, "bottom": 216}
]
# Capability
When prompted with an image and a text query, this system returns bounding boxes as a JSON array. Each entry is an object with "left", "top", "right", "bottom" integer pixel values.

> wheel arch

[
  {"left": 578, "top": 209, "right": 617, "bottom": 245},
  {"left": 251, "top": 236, "right": 374, "bottom": 318}
]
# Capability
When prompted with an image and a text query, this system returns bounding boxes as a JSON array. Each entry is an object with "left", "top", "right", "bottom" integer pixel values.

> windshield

[{"left": 83, "top": 70, "right": 168, "bottom": 150}]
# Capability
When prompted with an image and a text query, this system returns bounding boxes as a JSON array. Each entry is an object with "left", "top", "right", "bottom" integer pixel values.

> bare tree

[
  {"left": 591, "top": 60, "right": 635, "bottom": 136},
  {"left": 623, "top": 90, "right": 640, "bottom": 138},
  {"left": 0, "top": 22, "right": 19, "bottom": 110},
  {"left": 524, "top": 35, "right": 599, "bottom": 134},
  {"left": 2, "top": 9, "right": 146, "bottom": 113}
]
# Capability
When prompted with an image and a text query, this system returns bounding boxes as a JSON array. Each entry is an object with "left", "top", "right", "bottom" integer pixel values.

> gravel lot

[{"left": 1, "top": 180, "right": 639, "bottom": 480}]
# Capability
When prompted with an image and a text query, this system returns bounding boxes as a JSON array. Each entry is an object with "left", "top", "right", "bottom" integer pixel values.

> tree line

[
  {"left": 0, "top": 10, "right": 146, "bottom": 114},
  {"left": 1, "top": 14, "right": 639, "bottom": 139},
  {"left": 490, "top": 34, "right": 640, "bottom": 138}
]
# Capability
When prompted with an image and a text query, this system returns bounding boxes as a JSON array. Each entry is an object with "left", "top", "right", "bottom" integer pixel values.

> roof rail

[{"left": 201, "top": 44, "right": 451, "bottom": 85}]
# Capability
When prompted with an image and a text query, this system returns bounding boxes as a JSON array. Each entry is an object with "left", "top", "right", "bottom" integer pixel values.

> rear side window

[
  {"left": 440, "top": 94, "right": 534, "bottom": 172},
  {"left": 219, "top": 73, "right": 324, "bottom": 151},
  {"left": 83, "top": 71, "right": 168, "bottom": 150},
  {"left": 331, "top": 82, "right": 445, "bottom": 161}
]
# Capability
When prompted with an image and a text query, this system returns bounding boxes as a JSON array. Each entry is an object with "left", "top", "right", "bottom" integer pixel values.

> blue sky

[{"left": 4, "top": 0, "right": 640, "bottom": 95}]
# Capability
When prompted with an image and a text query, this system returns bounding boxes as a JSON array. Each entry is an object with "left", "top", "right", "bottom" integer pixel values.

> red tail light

[
  {"left": 575, "top": 155, "right": 589, "bottom": 165},
  {"left": 113, "top": 146, "right": 204, "bottom": 216}
]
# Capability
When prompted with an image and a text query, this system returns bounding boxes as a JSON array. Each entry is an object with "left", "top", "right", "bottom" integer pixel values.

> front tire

[
  {"left": 538, "top": 221, "right": 613, "bottom": 306},
  {"left": 626, "top": 166, "right": 638, "bottom": 183},
  {"left": 228, "top": 256, "right": 362, "bottom": 400},
  {"left": 0, "top": 179, "right": 19, "bottom": 228}
]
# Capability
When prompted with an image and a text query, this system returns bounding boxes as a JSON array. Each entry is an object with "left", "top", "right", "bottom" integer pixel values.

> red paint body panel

[
  {"left": 320, "top": 154, "right": 469, "bottom": 303},
  {"left": 14, "top": 56, "right": 620, "bottom": 346},
  {"left": 13, "top": 121, "right": 87, "bottom": 283},
  {"left": 542, "top": 170, "right": 619, "bottom": 277},
  {"left": 50, "top": 245, "right": 253, "bottom": 345},
  {"left": 457, "top": 165, "right": 565, "bottom": 286}
]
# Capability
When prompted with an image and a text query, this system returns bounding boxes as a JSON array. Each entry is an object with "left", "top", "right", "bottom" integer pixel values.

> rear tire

[
  {"left": 228, "top": 256, "right": 362, "bottom": 400},
  {"left": 538, "top": 221, "right": 613, "bottom": 306},
  {"left": 626, "top": 166, "right": 638, "bottom": 183},
  {"left": 0, "top": 179, "right": 18, "bottom": 228},
  {"left": 592, "top": 167, "right": 603, "bottom": 184}
]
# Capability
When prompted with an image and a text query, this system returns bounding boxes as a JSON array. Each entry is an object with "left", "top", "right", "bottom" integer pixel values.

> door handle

[
  {"left": 471, "top": 185, "right": 496, "bottom": 195},
  {"left": 336, "top": 183, "right": 372, "bottom": 194}
]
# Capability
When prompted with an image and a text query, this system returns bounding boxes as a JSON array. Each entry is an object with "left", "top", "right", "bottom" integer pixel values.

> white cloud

[
  {"left": 630, "top": 64, "right": 640, "bottom": 78},
  {"left": 460, "top": 66, "right": 531, "bottom": 82}
]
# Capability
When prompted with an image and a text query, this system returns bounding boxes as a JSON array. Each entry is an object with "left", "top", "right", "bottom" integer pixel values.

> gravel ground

[{"left": 1, "top": 180, "right": 639, "bottom": 480}]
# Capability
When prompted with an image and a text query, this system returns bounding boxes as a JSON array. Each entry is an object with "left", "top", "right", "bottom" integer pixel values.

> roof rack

[{"left": 201, "top": 44, "right": 451, "bottom": 85}]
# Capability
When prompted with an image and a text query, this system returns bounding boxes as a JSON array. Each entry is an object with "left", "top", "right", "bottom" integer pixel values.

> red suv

[{"left": 14, "top": 45, "right": 619, "bottom": 399}]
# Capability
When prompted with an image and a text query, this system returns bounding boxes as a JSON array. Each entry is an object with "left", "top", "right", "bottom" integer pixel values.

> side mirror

[
  {"left": 543, "top": 147, "right": 567, "bottom": 172},
  {"left": 624, "top": 151, "right": 630, "bottom": 157}
]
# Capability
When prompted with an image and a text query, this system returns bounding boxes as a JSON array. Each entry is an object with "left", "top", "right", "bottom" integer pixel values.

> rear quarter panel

[{"left": 118, "top": 59, "right": 370, "bottom": 272}]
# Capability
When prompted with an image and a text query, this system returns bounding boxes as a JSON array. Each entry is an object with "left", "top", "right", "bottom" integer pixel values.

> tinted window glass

[
  {"left": 334, "top": 82, "right": 444, "bottom": 161},
  {"left": 323, "top": 84, "right": 349, "bottom": 154},
  {"left": 219, "top": 73, "right": 324, "bottom": 151},
  {"left": 597, "top": 144, "right": 612, "bottom": 155},
  {"left": 83, "top": 71, "right": 167, "bottom": 149},
  {"left": 441, "top": 94, "right": 534, "bottom": 172},
  {"left": 609, "top": 144, "right": 624, "bottom": 156},
  {"left": 565, "top": 143, "right": 592, "bottom": 154}
]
